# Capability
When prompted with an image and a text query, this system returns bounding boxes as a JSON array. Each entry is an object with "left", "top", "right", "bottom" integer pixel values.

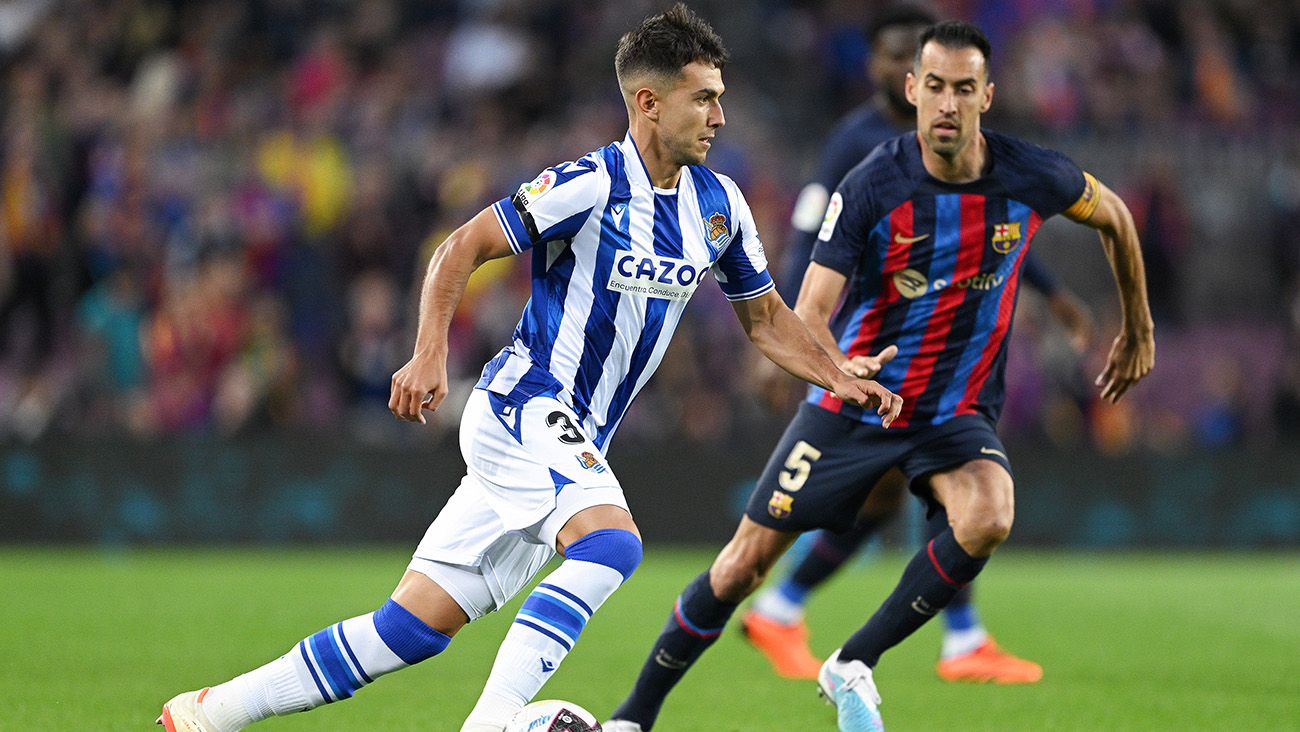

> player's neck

[
  {"left": 917, "top": 131, "right": 987, "bottom": 184},
  {"left": 629, "top": 126, "right": 684, "bottom": 189}
]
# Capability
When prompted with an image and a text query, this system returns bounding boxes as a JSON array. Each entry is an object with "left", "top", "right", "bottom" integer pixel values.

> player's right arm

[
  {"left": 390, "top": 159, "right": 601, "bottom": 423},
  {"left": 389, "top": 208, "right": 513, "bottom": 423},
  {"left": 793, "top": 262, "right": 898, "bottom": 379}
]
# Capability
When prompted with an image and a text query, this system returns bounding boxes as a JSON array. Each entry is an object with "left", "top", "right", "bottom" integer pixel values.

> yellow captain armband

[{"left": 1063, "top": 171, "right": 1101, "bottom": 221}]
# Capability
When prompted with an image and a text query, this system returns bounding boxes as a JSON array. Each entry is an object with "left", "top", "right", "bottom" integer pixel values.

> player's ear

[
  {"left": 635, "top": 88, "right": 660, "bottom": 121},
  {"left": 904, "top": 71, "right": 917, "bottom": 106},
  {"left": 981, "top": 80, "right": 994, "bottom": 113}
]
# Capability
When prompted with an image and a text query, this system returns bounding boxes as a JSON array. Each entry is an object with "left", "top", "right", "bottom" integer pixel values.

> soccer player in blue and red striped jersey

[
  {"left": 608, "top": 20, "right": 1154, "bottom": 732},
  {"left": 744, "top": 5, "right": 1092, "bottom": 686}
]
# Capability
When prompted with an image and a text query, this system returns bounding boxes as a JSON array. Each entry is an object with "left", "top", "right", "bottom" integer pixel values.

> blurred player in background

[
  {"left": 743, "top": 4, "right": 1092, "bottom": 685},
  {"left": 156, "top": 5, "right": 899, "bottom": 732},
  {"left": 608, "top": 20, "right": 1153, "bottom": 732}
]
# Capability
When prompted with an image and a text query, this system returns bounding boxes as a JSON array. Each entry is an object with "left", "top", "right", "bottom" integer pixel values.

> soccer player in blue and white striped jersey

[{"left": 156, "top": 5, "right": 901, "bottom": 732}]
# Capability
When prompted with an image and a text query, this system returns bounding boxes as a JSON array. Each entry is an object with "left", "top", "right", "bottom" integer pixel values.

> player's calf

[
  {"left": 709, "top": 517, "right": 800, "bottom": 602},
  {"left": 163, "top": 599, "right": 452, "bottom": 731},
  {"left": 463, "top": 528, "right": 642, "bottom": 730}
]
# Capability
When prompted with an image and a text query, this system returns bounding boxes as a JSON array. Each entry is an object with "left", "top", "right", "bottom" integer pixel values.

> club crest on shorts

[
  {"left": 767, "top": 490, "right": 793, "bottom": 519},
  {"left": 703, "top": 211, "right": 730, "bottom": 256},
  {"left": 575, "top": 451, "right": 607, "bottom": 474}
]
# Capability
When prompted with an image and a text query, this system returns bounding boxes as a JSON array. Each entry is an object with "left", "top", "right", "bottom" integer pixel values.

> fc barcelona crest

[
  {"left": 991, "top": 222, "right": 1022, "bottom": 254},
  {"left": 767, "top": 490, "right": 794, "bottom": 520}
]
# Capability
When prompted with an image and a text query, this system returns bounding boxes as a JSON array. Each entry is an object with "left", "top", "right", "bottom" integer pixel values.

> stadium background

[
  {"left": 2, "top": 0, "right": 1297, "bottom": 547},
  {"left": 2, "top": 2, "right": 1299, "bottom": 730}
]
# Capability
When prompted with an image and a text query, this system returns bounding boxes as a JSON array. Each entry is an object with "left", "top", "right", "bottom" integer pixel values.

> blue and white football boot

[{"left": 817, "top": 648, "right": 884, "bottom": 732}]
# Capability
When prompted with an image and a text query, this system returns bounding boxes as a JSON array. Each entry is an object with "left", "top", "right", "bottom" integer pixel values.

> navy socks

[
  {"left": 610, "top": 571, "right": 737, "bottom": 729},
  {"left": 840, "top": 527, "right": 987, "bottom": 667}
]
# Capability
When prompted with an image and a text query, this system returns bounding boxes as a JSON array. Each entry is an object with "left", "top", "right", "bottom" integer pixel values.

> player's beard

[
  {"left": 668, "top": 133, "right": 708, "bottom": 167},
  {"left": 925, "top": 121, "right": 966, "bottom": 160}
]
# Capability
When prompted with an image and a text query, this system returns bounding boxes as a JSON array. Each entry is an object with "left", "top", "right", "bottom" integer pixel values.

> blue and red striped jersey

[{"left": 808, "top": 129, "right": 1099, "bottom": 428}]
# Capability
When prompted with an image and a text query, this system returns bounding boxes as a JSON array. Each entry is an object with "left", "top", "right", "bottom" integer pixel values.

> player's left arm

[
  {"left": 732, "top": 290, "right": 902, "bottom": 426},
  {"left": 1063, "top": 175, "right": 1155, "bottom": 402}
]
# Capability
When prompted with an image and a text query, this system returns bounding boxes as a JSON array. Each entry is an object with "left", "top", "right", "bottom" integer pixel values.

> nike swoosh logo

[
  {"left": 894, "top": 233, "right": 929, "bottom": 244},
  {"left": 979, "top": 446, "right": 1008, "bottom": 460}
]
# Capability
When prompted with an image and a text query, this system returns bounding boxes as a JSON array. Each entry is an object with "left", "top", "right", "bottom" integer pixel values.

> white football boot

[
  {"left": 817, "top": 649, "right": 884, "bottom": 732},
  {"left": 157, "top": 689, "right": 220, "bottom": 732},
  {"left": 602, "top": 720, "right": 645, "bottom": 732}
]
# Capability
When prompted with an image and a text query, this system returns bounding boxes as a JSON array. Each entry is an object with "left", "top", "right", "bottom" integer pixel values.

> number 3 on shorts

[{"left": 778, "top": 440, "right": 822, "bottom": 492}]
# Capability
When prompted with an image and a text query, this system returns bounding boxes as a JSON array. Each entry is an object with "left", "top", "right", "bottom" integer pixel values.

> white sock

[
  {"left": 462, "top": 559, "right": 624, "bottom": 730},
  {"left": 940, "top": 625, "right": 989, "bottom": 659},
  {"left": 204, "top": 604, "right": 440, "bottom": 731},
  {"left": 752, "top": 586, "right": 806, "bottom": 626}
]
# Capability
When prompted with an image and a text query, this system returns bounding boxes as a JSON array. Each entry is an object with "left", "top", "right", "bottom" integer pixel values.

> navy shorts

[{"left": 744, "top": 403, "right": 1013, "bottom": 533}]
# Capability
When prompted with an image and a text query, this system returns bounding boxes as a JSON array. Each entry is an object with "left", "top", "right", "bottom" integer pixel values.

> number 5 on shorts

[{"left": 778, "top": 440, "right": 822, "bottom": 492}]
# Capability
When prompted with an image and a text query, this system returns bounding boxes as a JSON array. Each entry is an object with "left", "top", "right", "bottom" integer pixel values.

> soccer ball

[{"left": 505, "top": 699, "right": 602, "bottom": 732}]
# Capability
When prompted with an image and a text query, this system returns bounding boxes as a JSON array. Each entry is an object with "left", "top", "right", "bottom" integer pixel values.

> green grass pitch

[{"left": 2, "top": 547, "right": 1297, "bottom": 730}]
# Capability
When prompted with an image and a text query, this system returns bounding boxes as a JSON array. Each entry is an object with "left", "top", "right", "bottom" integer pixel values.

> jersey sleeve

[
  {"left": 712, "top": 186, "right": 775, "bottom": 302},
  {"left": 1029, "top": 146, "right": 1099, "bottom": 221},
  {"left": 1061, "top": 170, "right": 1101, "bottom": 221},
  {"left": 492, "top": 159, "right": 601, "bottom": 254},
  {"left": 810, "top": 167, "right": 876, "bottom": 277}
]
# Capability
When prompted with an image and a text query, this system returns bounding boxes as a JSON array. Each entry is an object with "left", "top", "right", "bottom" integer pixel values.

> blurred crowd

[{"left": 1, "top": 0, "right": 1299, "bottom": 453}]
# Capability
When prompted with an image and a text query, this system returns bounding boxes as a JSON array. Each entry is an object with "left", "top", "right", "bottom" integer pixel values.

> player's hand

[
  {"left": 838, "top": 344, "right": 898, "bottom": 379},
  {"left": 1095, "top": 325, "right": 1154, "bottom": 403},
  {"left": 831, "top": 376, "right": 903, "bottom": 428},
  {"left": 389, "top": 350, "right": 449, "bottom": 424}
]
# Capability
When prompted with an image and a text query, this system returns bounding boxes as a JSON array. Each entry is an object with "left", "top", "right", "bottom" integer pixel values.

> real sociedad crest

[{"left": 704, "top": 211, "right": 730, "bottom": 257}]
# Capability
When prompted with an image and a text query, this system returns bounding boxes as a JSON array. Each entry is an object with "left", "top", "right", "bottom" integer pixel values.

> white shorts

[{"left": 409, "top": 388, "right": 627, "bottom": 619}]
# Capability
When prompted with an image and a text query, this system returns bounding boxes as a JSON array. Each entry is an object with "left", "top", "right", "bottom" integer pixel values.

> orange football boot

[
  {"left": 935, "top": 638, "right": 1043, "bottom": 684},
  {"left": 740, "top": 609, "right": 823, "bottom": 679}
]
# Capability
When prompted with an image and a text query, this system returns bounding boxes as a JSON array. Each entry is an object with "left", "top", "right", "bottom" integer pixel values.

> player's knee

[
  {"left": 374, "top": 599, "right": 453, "bottom": 665},
  {"left": 954, "top": 509, "right": 1013, "bottom": 555},
  {"left": 709, "top": 549, "right": 769, "bottom": 602},
  {"left": 564, "top": 528, "right": 643, "bottom": 581}
]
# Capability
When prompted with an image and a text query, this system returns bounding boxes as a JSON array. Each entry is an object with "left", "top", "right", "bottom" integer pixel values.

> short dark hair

[
  {"left": 915, "top": 20, "right": 992, "bottom": 73},
  {"left": 614, "top": 3, "right": 730, "bottom": 89},
  {"left": 867, "top": 5, "right": 937, "bottom": 45}
]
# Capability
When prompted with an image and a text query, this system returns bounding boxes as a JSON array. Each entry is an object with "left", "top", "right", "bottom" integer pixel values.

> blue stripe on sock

[
  {"left": 538, "top": 583, "right": 594, "bottom": 616},
  {"left": 308, "top": 629, "right": 358, "bottom": 700},
  {"left": 327, "top": 627, "right": 366, "bottom": 696},
  {"left": 514, "top": 617, "right": 572, "bottom": 651},
  {"left": 521, "top": 593, "right": 587, "bottom": 640},
  {"left": 777, "top": 578, "right": 811, "bottom": 606},
  {"left": 336, "top": 623, "right": 374, "bottom": 684},
  {"left": 298, "top": 640, "right": 333, "bottom": 703},
  {"left": 943, "top": 601, "right": 979, "bottom": 632}
]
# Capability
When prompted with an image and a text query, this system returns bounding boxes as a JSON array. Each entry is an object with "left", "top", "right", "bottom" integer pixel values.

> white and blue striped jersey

[{"left": 478, "top": 132, "right": 774, "bottom": 451}]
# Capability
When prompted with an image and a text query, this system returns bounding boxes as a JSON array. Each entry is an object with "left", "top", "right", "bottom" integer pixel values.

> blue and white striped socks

[
  {"left": 463, "top": 529, "right": 641, "bottom": 730},
  {"left": 201, "top": 600, "right": 450, "bottom": 731}
]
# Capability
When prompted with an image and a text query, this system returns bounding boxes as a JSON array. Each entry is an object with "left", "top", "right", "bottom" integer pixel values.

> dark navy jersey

[
  {"left": 783, "top": 107, "right": 1062, "bottom": 305},
  {"left": 808, "top": 129, "right": 1100, "bottom": 428}
]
